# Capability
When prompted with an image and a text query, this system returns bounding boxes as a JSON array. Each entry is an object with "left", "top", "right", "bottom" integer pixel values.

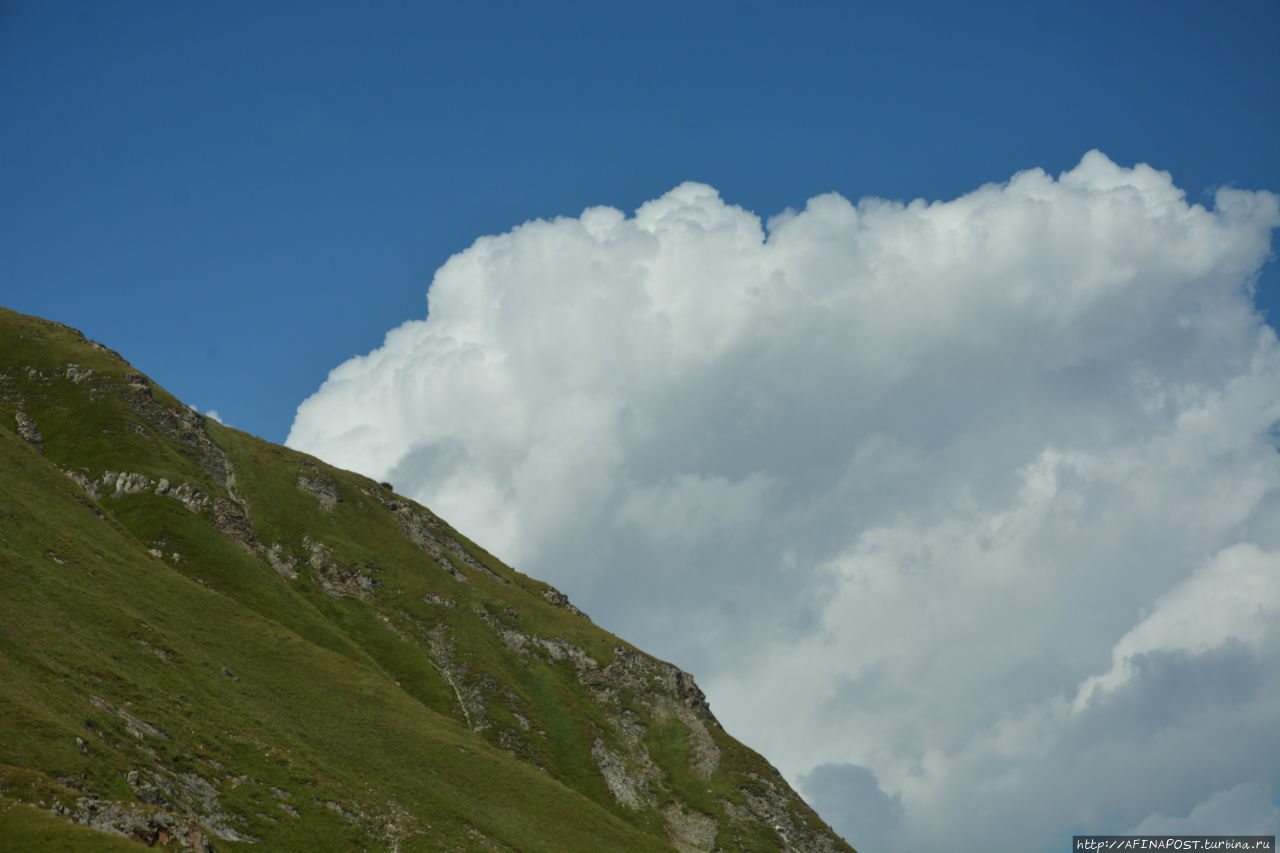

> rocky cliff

[{"left": 0, "top": 307, "right": 855, "bottom": 852}]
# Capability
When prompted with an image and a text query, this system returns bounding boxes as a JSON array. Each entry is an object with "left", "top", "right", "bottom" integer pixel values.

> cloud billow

[{"left": 288, "top": 152, "right": 1280, "bottom": 851}]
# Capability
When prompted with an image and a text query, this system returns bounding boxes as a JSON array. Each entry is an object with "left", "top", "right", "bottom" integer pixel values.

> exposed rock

[
  {"left": 106, "top": 471, "right": 154, "bottom": 498},
  {"left": 125, "top": 372, "right": 153, "bottom": 399},
  {"left": 423, "top": 592, "right": 457, "bottom": 607},
  {"left": 303, "top": 536, "right": 376, "bottom": 599},
  {"left": 119, "top": 766, "right": 255, "bottom": 844},
  {"left": 541, "top": 585, "right": 589, "bottom": 620},
  {"left": 64, "top": 468, "right": 100, "bottom": 499},
  {"left": 443, "top": 536, "right": 506, "bottom": 582},
  {"left": 307, "top": 794, "right": 421, "bottom": 850},
  {"left": 369, "top": 489, "right": 507, "bottom": 583},
  {"left": 59, "top": 363, "right": 94, "bottom": 383},
  {"left": 14, "top": 411, "right": 43, "bottom": 452},
  {"left": 89, "top": 695, "right": 170, "bottom": 741},
  {"left": 535, "top": 637, "right": 599, "bottom": 671},
  {"left": 134, "top": 637, "right": 174, "bottom": 661},
  {"left": 264, "top": 542, "right": 298, "bottom": 579},
  {"left": 653, "top": 698, "right": 722, "bottom": 780},
  {"left": 373, "top": 494, "right": 451, "bottom": 569},
  {"left": 499, "top": 629, "right": 529, "bottom": 654},
  {"left": 422, "top": 623, "right": 487, "bottom": 731},
  {"left": 66, "top": 468, "right": 212, "bottom": 517},
  {"left": 465, "top": 623, "right": 727, "bottom": 823},
  {"left": 591, "top": 737, "right": 657, "bottom": 809},
  {"left": 295, "top": 461, "right": 340, "bottom": 511},
  {"left": 209, "top": 497, "right": 255, "bottom": 554},
  {"left": 662, "top": 803, "right": 719, "bottom": 853},
  {"left": 67, "top": 796, "right": 216, "bottom": 852},
  {"left": 119, "top": 377, "right": 242, "bottom": 507},
  {"left": 590, "top": 646, "right": 718, "bottom": 726},
  {"left": 155, "top": 478, "right": 209, "bottom": 513},
  {"left": 739, "top": 772, "right": 846, "bottom": 853},
  {"left": 126, "top": 770, "right": 164, "bottom": 805}
]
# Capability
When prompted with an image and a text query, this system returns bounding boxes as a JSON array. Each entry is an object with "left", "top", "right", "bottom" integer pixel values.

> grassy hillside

[{"left": 0, "top": 307, "right": 855, "bottom": 852}]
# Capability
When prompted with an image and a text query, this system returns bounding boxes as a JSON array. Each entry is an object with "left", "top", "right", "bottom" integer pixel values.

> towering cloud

[{"left": 289, "top": 152, "right": 1280, "bottom": 851}]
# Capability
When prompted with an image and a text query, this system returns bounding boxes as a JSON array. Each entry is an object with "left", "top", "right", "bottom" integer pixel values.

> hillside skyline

[
  {"left": 0, "top": 305, "right": 852, "bottom": 851},
  {"left": 5, "top": 3, "right": 1280, "bottom": 850}
]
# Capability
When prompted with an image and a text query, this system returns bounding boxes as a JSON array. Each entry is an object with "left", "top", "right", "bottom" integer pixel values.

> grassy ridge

[{"left": 0, "top": 307, "right": 854, "bottom": 852}]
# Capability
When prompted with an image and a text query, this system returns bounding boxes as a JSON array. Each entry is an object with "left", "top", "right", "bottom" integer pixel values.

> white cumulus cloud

[{"left": 288, "top": 151, "right": 1280, "bottom": 852}]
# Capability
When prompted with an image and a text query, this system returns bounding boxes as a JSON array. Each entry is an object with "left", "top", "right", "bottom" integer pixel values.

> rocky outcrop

[
  {"left": 89, "top": 695, "right": 170, "bottom": 742},
  {"left": 121, "top": 768, "right": 255, "bottom": 844},
  {"left": 108, "top": 471, "right": 153, "bottom": 498},
  {"left": 295, "top": 461, "right": 340, "bottom": 511},
  {"left": 303, "top": 536, "right": 378, "bottom": 599},
  {"left": 58, "top": 363, "right": 94, "bottom": 384},
  {"left": 155, "top": 478, "right": 209, "bottom": 513},
  {"left": 735, "top": 772, "right": 848, "bottom": 853},
  {"left": 422, "top": 622, "right": 488, "bottom": 732},
  {"left": 14, "top": 410, "right": 42, "bottom": 452},
  {"left": 369, "top": 489, "right": 507, "bottom": 583},
  {"left": 50, "top": 761, "right": 258, "bottom": 850},
  {"left": 63, "top": 468, "right": 100, "bottom": 499},
  {"left": 663, "top": 803, "right": 719, "bottom": 853},
  {"left": 591, "top": 737, "right": 657, "bottom": 809},
  {"left": 119, "top": 373, "right": 241, "bottom": 505},
  {"left": 56, "top": 797, "right": 217, "bottom": 852},
  {"left": 541, "top": 585, "right": 589, "bottom": 620},
  {"left": 64, "top": 469, "right": 211, "bottom": 513},
  {"left": 209, "top": 496, "right": 255, "bottom": 554},
  {"left": 463, "top": 608, "right": 731, "bottom": 829},
  {"left": 70, "top": 468, "right": 257, "bottom": 557},
  {"left": 264, "top": 542, "right": 299, "bottom": 579}
]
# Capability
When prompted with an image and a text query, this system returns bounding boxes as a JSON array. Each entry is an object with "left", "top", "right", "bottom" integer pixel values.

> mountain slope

[{"left": 0, "top": 307, "right": 854, "bottom": 852}]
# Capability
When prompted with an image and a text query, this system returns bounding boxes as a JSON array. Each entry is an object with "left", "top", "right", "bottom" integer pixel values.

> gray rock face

[
  {"left": 125, "top": 372, "right": 152, "bottom": 398},
  {"left": 541, "top": 586, "right": 589, "bottom": 620},
  {"left": 264, "top": 542, "right": 299, "bottom": 579},
  {"left": 457, "top": 606, "right": 751, "bottom": 847},
  {"left": 663, "top": 802, "right": 720, "bottom": 853},
  {"left": 736, "top": 772, "right": 849, "bottom": 853},
  {"left": 59, "top": 363, "right": 94, "bottom": 384},
  {"left": 369, "top": 488, "right": 507, "bottom": 583},
  {"left": 295, "top": 461, "right": 340, "bottom": 510},
  {"left": 14, "top": 410, "right": 43, "bottom": 452},
  {"left": 592, "top": 737, "right": 657, "bottom": 809},
  {"left": 209, "top": 496, "right": 255, "bottom": 554},
  {"left": 64, "top": 468, "right": 100, "bottom": 499},
  {"left": 64, "top": 796, "right": 217, "bottom": 852},
  {"left": 302, "top": 535, "right": 377, "bottom": 599},
  {"left": 107, "top": 471, "right": 153, "bottom": 498},
  {"left": 89, "top": 694, "right": 170, "bottom": 742},
  {"left": 154, "top": 478, "right": 209, "bottom": 513}
]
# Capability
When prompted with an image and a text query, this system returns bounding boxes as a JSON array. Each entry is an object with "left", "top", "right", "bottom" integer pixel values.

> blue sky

[
  {"left": 6, "top": 4, "right": 1280, "bottom": 852},
  {"left": 4, "top": 0, "right": 1278, "bottom": 442}
]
